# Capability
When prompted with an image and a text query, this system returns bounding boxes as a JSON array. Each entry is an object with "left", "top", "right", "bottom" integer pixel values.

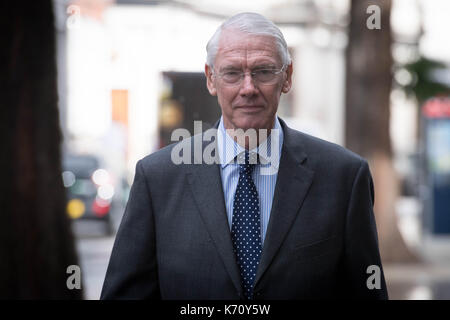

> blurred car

[{"left": 62, "top": 154, "right": 115, "bottom": 235}]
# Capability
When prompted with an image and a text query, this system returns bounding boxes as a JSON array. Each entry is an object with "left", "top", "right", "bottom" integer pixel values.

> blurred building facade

[
  {"left": 63, "top": 0, "right": 350, "bottom": 181},
  {"left": 56, "top": 0, "right": 450, "bottom": 299},
  {"left": 61, "top": 0, "right": 450, "bottom": 233}
]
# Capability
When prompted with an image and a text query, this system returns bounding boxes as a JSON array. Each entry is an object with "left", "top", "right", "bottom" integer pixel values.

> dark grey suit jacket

[{"left": 101, "top": 118, "right": 388, "bottom": 300}]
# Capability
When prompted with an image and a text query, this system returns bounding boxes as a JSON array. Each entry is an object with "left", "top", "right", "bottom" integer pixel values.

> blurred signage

[
  {"left": 422, "top": 97, "right": 450, "bottom": 118},
  {"left": 427, "top": 121, "right": 450, "bottom": 175},
  {"left": 423, "top": 97, "right": 450, "bottom": 234}
]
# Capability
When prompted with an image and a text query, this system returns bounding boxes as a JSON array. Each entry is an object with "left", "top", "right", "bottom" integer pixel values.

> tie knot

[{"left": 237, "top": 151, "right": 257, "bottom": 174}]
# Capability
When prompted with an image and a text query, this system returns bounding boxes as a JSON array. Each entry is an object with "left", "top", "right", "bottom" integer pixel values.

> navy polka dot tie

[{"left": 231, "top": 151, "right": 262, "bottom": 300}]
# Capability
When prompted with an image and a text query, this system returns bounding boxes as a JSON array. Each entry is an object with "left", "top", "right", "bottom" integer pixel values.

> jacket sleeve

[
  {"left": 100, "top": 160, "right": 160, "bottom": 299},
  {"left": 342, "top": 159, "right": 389, "bottom": 299}
]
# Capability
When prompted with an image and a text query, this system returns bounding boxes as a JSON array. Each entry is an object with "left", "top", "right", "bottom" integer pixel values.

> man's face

[{"left": 205, "top": 30, "right": 293, "bottom": 131}]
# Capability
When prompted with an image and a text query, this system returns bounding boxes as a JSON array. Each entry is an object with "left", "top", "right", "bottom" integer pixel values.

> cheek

[
  {"left": 262, "top": 87, "right": 282, "bottom": 108},
  {"left": 217, "top": 89, "right": 236, "bottom": 110}
]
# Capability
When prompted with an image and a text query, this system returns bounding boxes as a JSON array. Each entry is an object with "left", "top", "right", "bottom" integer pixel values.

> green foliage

[{"left": 399, "top": 57, "right": 450, "bottom": 103}]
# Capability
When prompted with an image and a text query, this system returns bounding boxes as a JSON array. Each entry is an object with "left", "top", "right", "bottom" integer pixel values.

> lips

[{"left": 235, "top": 105, "right": 264, "bottom": 110}]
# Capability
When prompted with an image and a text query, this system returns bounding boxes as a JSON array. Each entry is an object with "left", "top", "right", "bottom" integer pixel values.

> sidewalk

[{"left": 384, "top": 197, "right": 450, "bottom": 299}]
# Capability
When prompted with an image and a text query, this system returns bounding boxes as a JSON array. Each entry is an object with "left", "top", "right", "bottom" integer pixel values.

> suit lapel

[
  {"left": 186, "top": 129, "right": 243, "bottom": 295},
  {"left": 184, "top": 121, "right": 315, "bottom": 294},
  {"left": 254, "top": 122, "right": 314, "bottom": 287}
]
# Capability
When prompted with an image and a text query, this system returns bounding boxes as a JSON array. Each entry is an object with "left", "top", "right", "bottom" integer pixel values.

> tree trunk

[
  {"left": 0, "top": 1, "right": 83, "bottom": 298},
  {"left": 345, "top": 0, "right": 419, "bottom": 263}
]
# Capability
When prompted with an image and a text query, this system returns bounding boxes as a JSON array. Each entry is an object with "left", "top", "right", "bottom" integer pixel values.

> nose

[{"left": 239, "top": 72, "right": 258, "bottom": 97}]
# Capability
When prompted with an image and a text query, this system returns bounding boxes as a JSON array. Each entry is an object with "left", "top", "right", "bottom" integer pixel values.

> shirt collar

[{"left": 217, "top": 116, "right": 284, "bottom": 170}]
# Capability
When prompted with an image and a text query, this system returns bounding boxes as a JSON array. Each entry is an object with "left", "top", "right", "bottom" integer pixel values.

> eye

[
  {"left": 221, "top": 71, "right": 242, "bottom": 83},
  {"left": 254, "top": 69, "right": 275, "bottom": 80},
  {"left": 257, "top": 69, "right": 273, "bottom": 75},
  {"left": 224, "top": 71, "right": 240, "bottom": 77}
]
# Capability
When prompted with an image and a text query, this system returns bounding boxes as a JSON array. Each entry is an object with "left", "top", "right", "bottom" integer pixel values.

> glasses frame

[{"left": 212, "top": 64, "right": 287, "bottom": 86}]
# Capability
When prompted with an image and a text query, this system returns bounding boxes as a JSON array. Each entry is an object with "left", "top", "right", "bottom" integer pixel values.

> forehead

[{"left": 215, "top": 30, "right": 281, "bottom": 67}]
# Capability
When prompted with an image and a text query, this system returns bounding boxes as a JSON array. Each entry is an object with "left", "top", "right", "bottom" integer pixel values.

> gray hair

[{"left": 206, "top": 12, "right": 291, "bottom": 67}]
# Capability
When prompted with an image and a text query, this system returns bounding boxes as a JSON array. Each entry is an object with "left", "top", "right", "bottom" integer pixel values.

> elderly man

[{"left": 101, "top": 12, "right": 388, "bottom": 300}]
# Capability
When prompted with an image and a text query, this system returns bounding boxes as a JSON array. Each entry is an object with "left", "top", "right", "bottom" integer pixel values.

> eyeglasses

[{"left": 213, "top": 65, "right": 286, "bottom": 86}]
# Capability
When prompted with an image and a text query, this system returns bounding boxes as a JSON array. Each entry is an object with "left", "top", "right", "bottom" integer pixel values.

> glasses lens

[
  {"left": 216, "top": 66, "right": 284, "bottom": 86},
  {"left": 254, "top": 70, "right": 277, "bottom": 83},
  {"left": 221, "top": 71, "right": 241, "bottom": 84}
]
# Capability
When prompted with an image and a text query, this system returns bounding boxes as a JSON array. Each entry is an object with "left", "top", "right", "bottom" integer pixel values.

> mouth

[{"left": 235, "top": 105, "right": 264, "bottom": 112}]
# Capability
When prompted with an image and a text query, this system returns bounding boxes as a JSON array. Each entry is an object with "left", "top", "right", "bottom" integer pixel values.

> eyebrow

[
  {"left": 219, "top": 66, "right": 241, "bottom": 72},
  {"left": 252, "top": 64, "right": 278, "bottom": 70},
  {"left": 219, "top": 64, "right": 278, "bottom": 72}
]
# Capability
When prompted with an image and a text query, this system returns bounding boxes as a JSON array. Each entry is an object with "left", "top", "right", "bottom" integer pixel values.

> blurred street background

[{"left": 2, "top": 0, "right": 450, "bottom": 299}]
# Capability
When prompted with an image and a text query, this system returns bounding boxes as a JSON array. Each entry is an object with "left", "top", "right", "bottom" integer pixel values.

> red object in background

[
  {"left": 92, "top": 198, "right": 110, "bottom": 217},
  {"left": 422, "top": 97, "right": 450, "bottom": 118}
]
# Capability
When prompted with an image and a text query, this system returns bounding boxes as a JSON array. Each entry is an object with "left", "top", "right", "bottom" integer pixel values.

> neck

[{"left": 223, "top": 119, "right": 275, "bottom": 150}]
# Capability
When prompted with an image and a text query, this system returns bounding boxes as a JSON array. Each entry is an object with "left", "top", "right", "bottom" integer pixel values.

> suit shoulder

[
  {"left": 287, "top": 128, "right": 366, "bottom": 168},
  {"left": 139, "top": 142, "right": 178, "bottom": 168}
]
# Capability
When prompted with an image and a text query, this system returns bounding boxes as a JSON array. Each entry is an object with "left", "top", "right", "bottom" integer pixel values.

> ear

[
  {"left": 205, "top": 64, "right": 217, "bottom": 96},
  {"left": 281, "top": 63, "right": 293, "bottom": 93}
]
